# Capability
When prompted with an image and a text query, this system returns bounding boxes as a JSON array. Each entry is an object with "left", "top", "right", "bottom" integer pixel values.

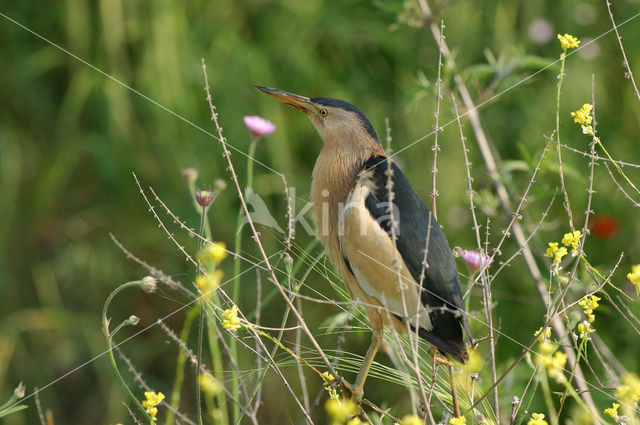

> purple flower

[
  {"left": 243, "top": 116, "right": 275, "bottom": 138},
  {"left": 461, "top": 250, "right": 493, "bottom": 273}
]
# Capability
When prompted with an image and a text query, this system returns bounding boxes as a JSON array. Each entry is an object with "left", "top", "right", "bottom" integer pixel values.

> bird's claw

[{"left": 339, "top": 377, "right": 363, "bottom": 403}]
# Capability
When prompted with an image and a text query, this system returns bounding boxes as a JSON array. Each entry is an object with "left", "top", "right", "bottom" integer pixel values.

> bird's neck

[{"left": 311, "top": 143, "right": 385, "bottom": 262}]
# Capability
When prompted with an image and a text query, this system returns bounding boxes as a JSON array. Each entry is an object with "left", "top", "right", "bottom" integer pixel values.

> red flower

[{"left": 590, "top": 215, "right": 620, "bottom": 239}]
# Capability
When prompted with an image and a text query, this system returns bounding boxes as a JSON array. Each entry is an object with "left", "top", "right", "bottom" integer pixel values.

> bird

[{"left": 255, "top": 86, "right": 472, "bottom": 401}]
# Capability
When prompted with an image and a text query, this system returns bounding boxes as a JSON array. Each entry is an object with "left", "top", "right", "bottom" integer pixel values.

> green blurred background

[{"left": 2, "top": 0, "right": 640, "bottom": 423}]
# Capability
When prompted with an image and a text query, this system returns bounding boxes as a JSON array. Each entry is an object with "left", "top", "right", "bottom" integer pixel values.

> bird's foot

[
  {"left": 429, "top": 347, "right": 454, "bottom": 367},
  {"left": 340, "top": 378, "right": 364, "bottom": 403}
]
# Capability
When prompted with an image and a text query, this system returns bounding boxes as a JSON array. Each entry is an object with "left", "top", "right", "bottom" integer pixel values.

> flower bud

[
  {"left": 195, "top": 189, "right": 214, "bottom": 207},
  {"left": 15, "top": 382, "right": 25, "bottom": 398},
  {"left": 284, "top": 253, "right": 293, "bottom": 274},
  {"left": 141, "top": 276, "right": 157, "bottom": 293},
  {"left": 475, "top": 413, "right": 487, "bottom": 424},
  {"left": 182, "top": 168, "right": 198, "bottom": 182},
  {"left": 128, "top": 315, "right": 140, "bottom": 326},
  {"left": 214, "top": 179, "right": 227, "bottom": 191},
  {"left": 461, "top": 250, "right": 493, "bottom": 273}
]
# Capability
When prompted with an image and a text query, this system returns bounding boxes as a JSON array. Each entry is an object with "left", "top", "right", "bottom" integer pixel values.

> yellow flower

[
  {"left": 399, "top": 415, "right": 425, "bottom": 425},
  {"left": 347, "top": 418, "right": 362, "bottom": 425},
  {"left": 534, "top": 326, "right": 551, "bottom": 340},
  {"left": 562, "top": 230, "right": 583, "bottom": 256},
  {"left": 549, "top": 351, "right": 567, "bottom": 382},
  {"left": 195, "top": 270, "right": 223, "bottom": 293},
  {"left": 615, "top": 373, "right": 640, "bottom": 408},
  {"left": 578, "top": 295, "right": 601, "bottom": 323},
  {"left": 201, "top": 242, "right": 228, "bottom": 265},
  {"left": 544, "top": 242, "right": 567, "bottom": 267},
  {"left": 538, "top": 340, "right": 555, "bottom": 358},
  {"left": 142, "top": 391, "right": 165, "bottom": 421},
  {"left": 571, "top": 104, "right": 593, "bottom": 125},
  {"left": 322, "top": 371, "right": 336, "bottom": 384},
  {"left": 536, "top": 341, "right": 566, "bottom": 383},
  {"left": 449, "top": 416, "right": 466, "bottom": 425},
  {"left": 327, "top": 388, "right": 339, "bottom": 400},
  {"left": 577, "top": 321, "right": 594, "bottom": 339},
  {"left": 571, "top": 104, "right": 595, "bottom": 135},
  {"left": 603, "top": 402, "right": 620, "bottom": 420},
  {"left": 558, "top": 33, "right": 580, "bottom": 49},
  {"left": 627, "top": 264, "right": 640, "bottom": 290},
  {"left": 199, "top": 374, "right": 222, "bottom": 397},
  {"left": 325, "top": 398, "right": 359, "bottom": 424},
  {"left": 321, "top": 371, "right": 339, "bottom": 399},
  {"left": 579, "top": 294, "right": 601, "bottom": 311},
  {"left": 528, "top": 413, "right": 549, "bottom": 425},
  {"left": 221, "top": 305, "right": 242, "bottom": 332}
]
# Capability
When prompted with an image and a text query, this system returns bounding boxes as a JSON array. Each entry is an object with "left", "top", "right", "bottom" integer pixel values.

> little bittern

[{"left": 256, "top": 86, "right": 471, "bottom": 401}]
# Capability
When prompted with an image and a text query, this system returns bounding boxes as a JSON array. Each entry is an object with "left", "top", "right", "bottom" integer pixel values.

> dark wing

[{"left": 361, "top": 156, "right": 470, "bottom": 361}]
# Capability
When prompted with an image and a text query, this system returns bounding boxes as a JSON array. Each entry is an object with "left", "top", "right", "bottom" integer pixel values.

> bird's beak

[{"left": 254, "top": 86, "right": 319, "bottom": 116}]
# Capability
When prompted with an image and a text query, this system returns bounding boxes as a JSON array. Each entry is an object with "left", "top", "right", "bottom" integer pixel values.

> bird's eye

[{"left": 319, "top": 109, "right": 328, "bottom": 117}]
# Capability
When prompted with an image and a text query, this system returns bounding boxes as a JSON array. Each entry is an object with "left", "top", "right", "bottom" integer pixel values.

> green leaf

[{"left": 0, "top": 405, "right": 28, "bottom": 418}]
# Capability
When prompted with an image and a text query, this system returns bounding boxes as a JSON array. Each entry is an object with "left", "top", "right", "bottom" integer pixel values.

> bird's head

[{"left": 255, "top": 86, "right": 380, "bottom": 148}]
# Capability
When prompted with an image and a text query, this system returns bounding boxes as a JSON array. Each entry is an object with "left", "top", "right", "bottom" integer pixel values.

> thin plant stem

[
  {"left": 229, "top": 135, "right": 258, "bottom": 422},
  {"left": 246, "top": 137, "right": 258, "bottom": 191},
  {"left": 206, "top": 314, "right": 230, "bottom": 425},
  {"left": 481, "top": 252, "right": 499, "bottom": 419},
  {"left": 539, "top": 372, "right": 558, "bottom": 425},
  {"left": 235, "top": 246, "right": 320, "bottom": 424},
  {"left": 511, "top": 365, "right": 539, "bottom": 425},
  {"left": 416, "top": 1, "right": 597, "bottom": 412},
  {"left": 430, "top": 19, "right": 444, "bottom": 219},
  {"left": 102, "top": 280, "right": 153, "bottom": 424},
  {"left": 196, "top": 204, "right": 206, "bottom": 425},
  {"left": 34, "top": 387, "right": 45, "bottom": 425},
  {"left": 606, "top": 0, "right": 640, "bottom": 103},
  {"left": 201, "top": 58, "right": 337, "bottom": 383},
  {"left": 555, "top": 50, "right": 574, "bottom": 228},
  {"left": 165, "top": 306, "right": 199, "bottom": 425},
  {"left": 595, "top": 138, "right": 640, "bottom": 196}
]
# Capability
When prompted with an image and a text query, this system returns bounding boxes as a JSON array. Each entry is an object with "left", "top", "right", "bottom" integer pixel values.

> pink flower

[
  {"left": 243, "top": 116, "right": 275, "bottom": 138},
  {"left": 461, "top": 250, "right": 493, "bottom": 273}
]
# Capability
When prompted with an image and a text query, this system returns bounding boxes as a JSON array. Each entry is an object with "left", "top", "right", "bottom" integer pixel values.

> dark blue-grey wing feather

[{"left": 361, "top": 156, "right": 470, "bottom": 361}]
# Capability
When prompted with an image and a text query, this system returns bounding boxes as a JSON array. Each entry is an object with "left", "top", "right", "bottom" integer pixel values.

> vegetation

[{"left": 1, "top": 0, "right": 640, "bottom": 424}]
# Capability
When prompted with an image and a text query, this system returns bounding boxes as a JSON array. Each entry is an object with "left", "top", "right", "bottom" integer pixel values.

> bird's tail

[{"left": 417, "top": 328, "right": 468, "bottom": 363}]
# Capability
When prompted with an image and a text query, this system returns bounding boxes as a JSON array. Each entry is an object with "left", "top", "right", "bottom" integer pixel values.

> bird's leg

[
  {"left": 428, "top": 348, "right": 460, "bottom": 415},
  {"left": 448, "top": 363, "right": 461, "bottom": 417},
  {"left": 341, "top": 329, "right": 383, "bottom": 403},
  {"left": 428, "top": 346, "right": 454, "bottom": 367}
]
